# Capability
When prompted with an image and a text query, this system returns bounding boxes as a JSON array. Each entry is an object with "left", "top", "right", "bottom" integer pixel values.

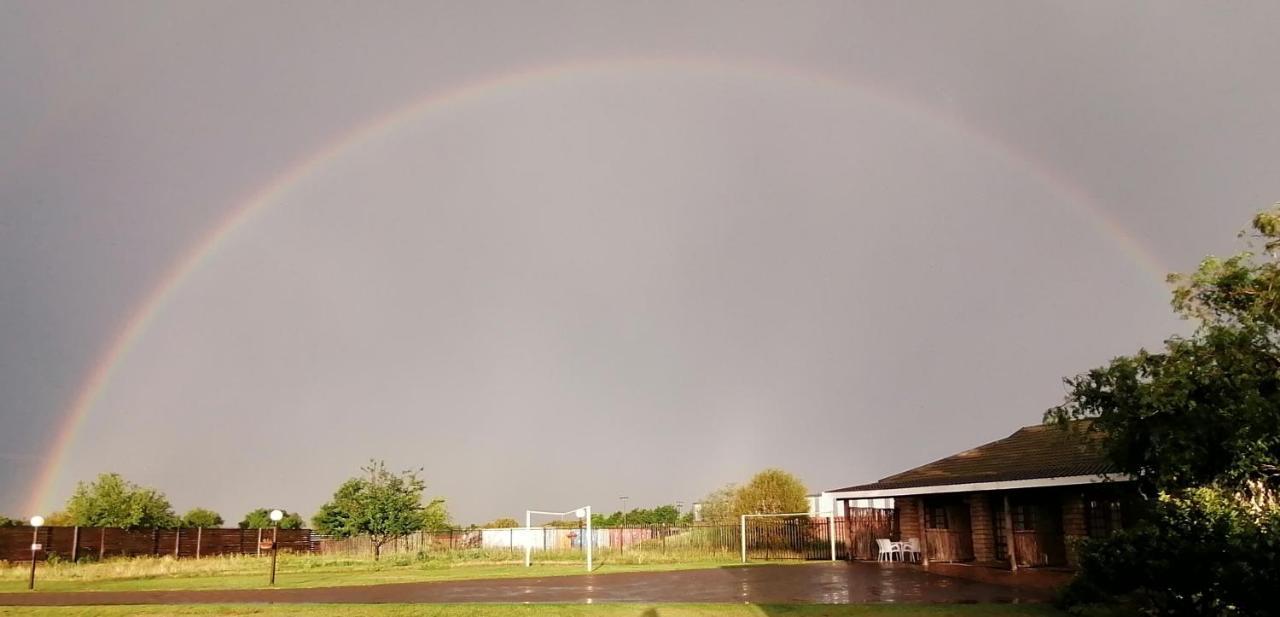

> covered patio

[{"left": 827, "top": 422, "right": 1135, "bottom": 569}]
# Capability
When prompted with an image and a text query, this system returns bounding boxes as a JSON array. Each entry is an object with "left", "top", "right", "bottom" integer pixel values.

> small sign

[
  {"left": 31, "top": 543, "right": 42, "bottom": 551},
  {"left": 259, "top": 540, "right": 275, "bottom": 550}
]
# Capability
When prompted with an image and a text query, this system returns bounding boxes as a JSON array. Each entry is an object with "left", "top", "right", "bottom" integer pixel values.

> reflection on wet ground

[{"left": 0, "top": 562, "right": 1062, "bottom": 606}]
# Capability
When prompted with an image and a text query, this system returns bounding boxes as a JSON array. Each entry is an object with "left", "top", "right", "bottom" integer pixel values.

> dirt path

[{"left": 0, "top": 562, "right": 1060, "bottom": 606}]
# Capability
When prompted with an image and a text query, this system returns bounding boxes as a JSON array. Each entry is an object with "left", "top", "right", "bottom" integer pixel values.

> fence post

[
  {"left": 175, "top": 528, "right": 181, "bottom": 558},
  {"left": 71, "top": 526, "right": 80, "bottom": 562},
  {"left": 152, "top": 528, "right": 160, "bottom": 557},
  {"left": 196, "top": 528, "right": 202, "bottom": 559},
  {"left": 257, "top": 528, "right": 263, "bottom": 557},
  {"left": 99, "top": 528, "right": 106, "bottom": 560}
]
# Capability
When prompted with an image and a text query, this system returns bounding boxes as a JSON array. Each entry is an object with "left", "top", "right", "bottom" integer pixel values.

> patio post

[
  {"left": 1002, "top": 493, "right": 1018, "bottom": 572},
  {"left": 917, "top": 498, "right": 929, "bottom": 566}
]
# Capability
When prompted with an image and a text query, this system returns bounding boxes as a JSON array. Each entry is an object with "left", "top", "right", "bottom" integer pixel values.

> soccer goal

[
  {"left": 740, "top": 512, "right": 838, "bottom": 563},
  {"left": 524, "top": 506, "right": 592, "bottom": 571}
]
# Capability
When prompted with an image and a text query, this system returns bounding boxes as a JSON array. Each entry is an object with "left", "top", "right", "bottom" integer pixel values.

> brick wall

[
  {"left": 1061, "top": 491, "right": 1087, "bottom": 566},
  {"left": 968, "top": 494, "right": 995, "bottom": 562},
  {"left": 897, "top": 497, "right": 921, "bottom": 541}
]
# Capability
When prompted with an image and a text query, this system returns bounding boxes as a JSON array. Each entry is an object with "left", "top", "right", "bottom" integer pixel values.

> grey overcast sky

[{"left": 1, "top": 1, "right": 1278, "bottom": 524}]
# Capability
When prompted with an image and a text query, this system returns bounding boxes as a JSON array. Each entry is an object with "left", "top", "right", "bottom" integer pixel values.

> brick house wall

[
  {"left": 897, "top": 496, "right": 921, "bottom": 541},
  {"left": 1061, "top": 491, "right": 1087, "bottom": 566},
  {"left": 968, "top": 493, "right": 996, "bottom": 562}
]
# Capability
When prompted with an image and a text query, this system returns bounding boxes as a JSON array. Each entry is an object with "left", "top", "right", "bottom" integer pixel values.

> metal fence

[{"left": 317, "top": 510, "right": 897, "bottom": 561}]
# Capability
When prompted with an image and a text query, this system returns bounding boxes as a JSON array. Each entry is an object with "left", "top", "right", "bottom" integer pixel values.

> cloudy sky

[{"left": 2, "top": 1, "right": 1277, "bottom": 525}]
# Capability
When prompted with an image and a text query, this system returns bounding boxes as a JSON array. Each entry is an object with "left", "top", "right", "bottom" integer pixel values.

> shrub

[{"left": 1061, "top": 488, "right": 1279, "bottom": 617}]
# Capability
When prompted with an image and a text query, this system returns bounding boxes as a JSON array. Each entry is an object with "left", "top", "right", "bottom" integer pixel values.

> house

[{"left": 823, "top": 422, "right": 1135, "bottom": 568}]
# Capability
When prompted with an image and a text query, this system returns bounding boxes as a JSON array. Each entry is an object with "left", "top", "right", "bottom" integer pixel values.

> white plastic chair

[
  {"left": 900, "top": 537, "right": 922, "bottom": 563},
  {"left": 876, "top": 538, "right": 898, "bottom": 561}
]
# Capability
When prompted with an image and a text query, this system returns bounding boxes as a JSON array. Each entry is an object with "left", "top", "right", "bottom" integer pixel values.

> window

[
  {"left": 1011, "top": 504, "right": 1036, "bottom": 532},
  {"left": 1086, "top": 498, "right": 1123, "bottom": 538},
  {"left": 926, "top": 505, "right": 949, "bottom": 529}
]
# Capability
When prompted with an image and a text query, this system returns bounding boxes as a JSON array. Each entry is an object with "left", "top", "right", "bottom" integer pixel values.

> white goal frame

[
  {"left": 740, "top": 512, "right": 837, "bottom": 563},
  {"left": 524, "top": 506, "right": 592, "bottom": 571}
]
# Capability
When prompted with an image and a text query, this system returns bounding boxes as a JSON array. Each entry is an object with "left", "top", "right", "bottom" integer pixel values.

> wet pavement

[{"left": 0, "top": 562, "right": 1061, "bottom": 606}]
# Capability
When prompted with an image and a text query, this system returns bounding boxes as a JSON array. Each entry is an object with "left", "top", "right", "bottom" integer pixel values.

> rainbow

[{"left": 21, "top": 55, "right": 1169, "bottom": 515}]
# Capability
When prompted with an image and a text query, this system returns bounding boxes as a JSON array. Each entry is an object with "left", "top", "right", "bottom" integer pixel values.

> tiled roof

[{"left": 830, "top": 422, "right": 1119, "bottom": 493}]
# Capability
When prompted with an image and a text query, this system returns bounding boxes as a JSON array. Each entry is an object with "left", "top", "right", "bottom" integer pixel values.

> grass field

[
  {"left": 0, "top": 553, "right": 760, "bottom": 593},
  {"left": 0, "top": 603, "right": 1069, "bottom": 616}
]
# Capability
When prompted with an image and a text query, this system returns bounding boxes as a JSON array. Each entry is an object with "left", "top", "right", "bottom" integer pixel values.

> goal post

[
  {"left": 524, "top": 506, "right": 592, "bottom": 571},
  {"left": 740, "top": 512, "right": 837, "bottom": 563}
]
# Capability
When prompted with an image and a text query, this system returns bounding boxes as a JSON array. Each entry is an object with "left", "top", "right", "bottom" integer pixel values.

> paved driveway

[{"left": 0, "top": 562, "right": 1060, "bottom": 606}]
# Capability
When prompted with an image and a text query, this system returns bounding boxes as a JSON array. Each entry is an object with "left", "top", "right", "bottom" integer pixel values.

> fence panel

[{"left": 0, "top": 527, "right": 314, "bottom": 563}]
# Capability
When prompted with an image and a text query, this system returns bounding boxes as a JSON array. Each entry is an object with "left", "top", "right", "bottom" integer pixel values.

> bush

[{"left": 1061, "top": 488, "right": 1279, "bottom": 617}]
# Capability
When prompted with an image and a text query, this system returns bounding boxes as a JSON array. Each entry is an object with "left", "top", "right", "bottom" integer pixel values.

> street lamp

[
  {"left": 28, "top": 515, "right": 43, "bottom": 590},
  {"left": 268, "top": 509, "right": 283, "bottom": 586}
]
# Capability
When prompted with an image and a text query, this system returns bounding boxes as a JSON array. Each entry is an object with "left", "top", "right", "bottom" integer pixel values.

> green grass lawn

[
  {"left": 0, "top": 555, "right": 766, "bottom": 593},
  {"left": 0, "top": 603, "right": 1069, "bottom": 617}
]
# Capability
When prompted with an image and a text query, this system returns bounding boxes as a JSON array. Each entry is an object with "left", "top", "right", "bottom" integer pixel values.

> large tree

[
  {"left": 312, "top": 460, "right": 448, "bottom": 559},
  {"left": 63, "top": 473, "right": 178, "bottom": 529},
  {"left": 732, "top": 468, "right": 809, "bottom": 516},
  {"left": 1048, "top": 205, "right": 1280, "bottom": 616},
  {"left": 1048, "top": 207, "right": 1280, "bottom": 506}
]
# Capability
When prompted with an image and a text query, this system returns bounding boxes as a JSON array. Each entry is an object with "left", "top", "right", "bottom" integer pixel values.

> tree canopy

[
  {"left": 180, "top": 508, "right": 224, "bottom": 528},
  {"left": 481, "top": 517, "right": 520, "bottom": 529},
  {"left": 239, "top": 508, "right": 304, "bottom": 529},
  {"left": 591, "top": 505, "right": 682, "bottom": 527},
  {"left": 312, "top": 460, "right": 448, "bottom": 558},
  {"left": 1048, "top": 204, "right": 1280, "bottom": 616},
  {"left": 695, "top": 469, "right": 810, "bottom": 524},
  {"left": 1048, "top": 206, "right": 1280, "bottom": 507},
  {"left": 63, "top": 473, "right": 179, "bottom": 529}
]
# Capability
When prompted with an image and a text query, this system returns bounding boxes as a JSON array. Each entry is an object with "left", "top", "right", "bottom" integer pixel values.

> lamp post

[
  {"left": 28, "top": 515, "right": 43, "bottom": 590},
  {"left": 268, "top": 509, "right": 283, "bottom": 586}
]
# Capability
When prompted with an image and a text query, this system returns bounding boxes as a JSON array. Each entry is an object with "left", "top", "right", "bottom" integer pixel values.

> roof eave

[{"left": 824, "top": 473, "right": 1133, "bottom": 499}]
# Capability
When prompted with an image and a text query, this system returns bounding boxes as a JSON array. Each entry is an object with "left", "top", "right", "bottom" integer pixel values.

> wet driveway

[{"left": 0, "top": 562, "right": 1060, "bottom": 606}]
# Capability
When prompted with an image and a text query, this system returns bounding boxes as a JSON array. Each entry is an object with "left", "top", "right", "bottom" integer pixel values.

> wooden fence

[{"left": 0, "top": 526, "right": 315, "bottom": 563}]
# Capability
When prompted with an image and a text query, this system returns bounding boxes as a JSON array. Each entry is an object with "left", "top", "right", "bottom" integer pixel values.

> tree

[
  {"left": 1048, "top": 206, "right": 1280, "bottom": 506},
  {"left": 1047, "top": 204, "right": 1280, "bottom": 616},
  {"left": 179, "top": 508, "right": 224, "bottom": 528},
  {"left": 239, "top": 508, "right": 303, "bottom": 530},
  {"left": 0, "top": 515, "right": 23, "bottom": 527},
  {"left": 63, "top": 473, "right": 178, "bottom": 529},
  {"left": 311, "top": 460, "right": 449, "bottom": 559},
  {"left": 482, "top": 517, "right": 519, "bottom": 529},
  {"left": 732, "top": 469, "right": 809, "bottom": 516},
  {"left": 697, "top": 484, "right": 739, "bottom": 525}
]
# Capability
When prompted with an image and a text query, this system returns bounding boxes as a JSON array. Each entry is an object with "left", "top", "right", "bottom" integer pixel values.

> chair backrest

[
  {"left": 903, "top": 537, "right": 920, "bottom": 550},
  {"left": 875, "top": 538, "right": 892, "bottom": 551}
]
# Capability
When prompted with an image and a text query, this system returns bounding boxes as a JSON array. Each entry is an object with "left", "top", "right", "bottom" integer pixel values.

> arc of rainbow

[{"left": 22, "top": 55, "right": 1169, "bottom": 515}]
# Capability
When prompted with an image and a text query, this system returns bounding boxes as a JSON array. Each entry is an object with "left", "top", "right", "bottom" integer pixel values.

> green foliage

[
  {"left": 1061, "top": 488, "right": 1279, "bottom": 617},
  {"left": 591, "top": 505, "right": 683, "bottom": 527},
  {"left": 63, "top": 473, "right": 179, "bottom": 529},
  {"left": 694, "top": 469, "right": 810, "bottom": 524},
  {"left": 482, "top": 517, "right": 520, "bottom": 529},
  {"left": 697, "top": 484, "right": 739, "bottom": 525},
  {"left": 732, "top": 469, "right": 809, "bottom": 516},
  {"left": 0, "top": 515, "right": 23, "bottom": 527},
  {"left": 179, "top": 508, "right": 224, "bottom": 528},
  {"left": 312, "top": 460, "right": 449, "bottom": 558},
  {"left": 238, "top": 508, "right": 304, "bottom": 529},
  {"left": 1048, "top": 205, "right": 1280, "bottom": 615}
]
